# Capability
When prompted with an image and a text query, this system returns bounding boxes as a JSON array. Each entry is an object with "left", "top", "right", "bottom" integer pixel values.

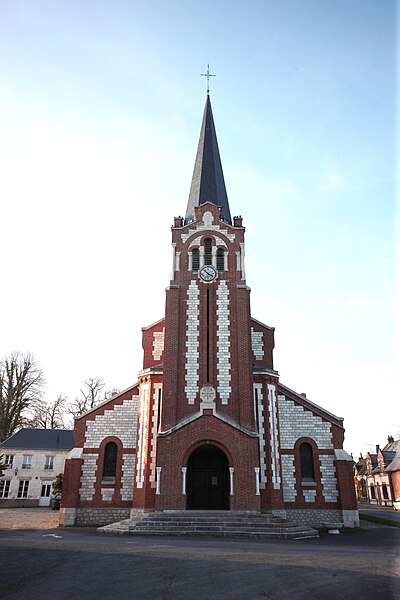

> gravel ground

[{"left": 0, "top": 507, "right": 61, "bottom": 530}]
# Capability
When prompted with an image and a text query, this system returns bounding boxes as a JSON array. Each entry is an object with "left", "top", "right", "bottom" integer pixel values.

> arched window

[
  {"left": 300, "top": 443, "right": 315, "bottom": 482},
  {"left": 192, "top": 248, "right": 200, "bottom": 271},
  {"left": 204, "top": 238, "right": 212, "bottom": 265},
  {"left": 103, "top": 442, "right": 117, "bottom": 479},
  {"left": 217, "top": 249, "right": 224, "bottom": 272}
]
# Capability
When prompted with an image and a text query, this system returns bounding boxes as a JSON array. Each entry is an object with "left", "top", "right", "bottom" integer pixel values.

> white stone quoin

[
  {"left": 216, "top": 280, "right": 231, "bottom": 404},
  {"left": 185, "top": 280, "right": 200, "bottom": 404}
]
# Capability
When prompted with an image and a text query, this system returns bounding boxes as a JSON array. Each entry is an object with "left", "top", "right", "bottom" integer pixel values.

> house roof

[
  {"left": 383, "top": 438, "right": 400, "bottom": 453},
  {"left": 386, "top": 457, "right": 400, "bottom": 472},
  {"left": 367, "top": 453, "right": 378, "bottom": 469},
  {"left": 356, "top": 463, "right": 368, "bottom": 475},
  {"left": 372, "top": 450, "right": 396, "bottom": 473},
  {"left": 185, "top": 95, "right": 231, "bottom": 225},
  {"left": 0, "top": 428, "right": 73, "bottom": 451}
]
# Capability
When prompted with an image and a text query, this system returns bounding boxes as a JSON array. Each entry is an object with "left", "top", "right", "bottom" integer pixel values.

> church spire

[{"left": 185, "top": 96, "right": 232, "bottom": 225}]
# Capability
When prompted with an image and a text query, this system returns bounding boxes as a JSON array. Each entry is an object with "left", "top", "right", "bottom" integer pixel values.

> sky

[{"left": 0, "top": 0, "right": 397, "bottom": 458}]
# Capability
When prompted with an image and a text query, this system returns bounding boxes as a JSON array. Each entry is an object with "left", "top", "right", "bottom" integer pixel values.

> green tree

[
  {"left": 0, "top": 454, "right": 7, "bottom": 477},
  {"left": 0, "top": 352, "right": 45, "bottom": 442},
  {"left": 52, "top": 472, "right": 64, "bottom": 496}
]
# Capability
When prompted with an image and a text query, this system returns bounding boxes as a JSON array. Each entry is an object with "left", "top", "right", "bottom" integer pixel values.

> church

[{"left": 60, "top": 94, "right": 358, "bottom": 529}]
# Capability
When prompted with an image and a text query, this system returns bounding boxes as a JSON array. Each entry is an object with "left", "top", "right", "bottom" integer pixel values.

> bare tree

[
  {"left": 104, "top": 387, "right": 121, "bottom": 400},
  {"left": 0, "top": 352, "right": 45, "bottom": 442},
  {"left": 68, "top": 377, "right": 105, "bottom": 418},
  {"left": 26, "top": 394, "right": 68, "bottom": 429}
]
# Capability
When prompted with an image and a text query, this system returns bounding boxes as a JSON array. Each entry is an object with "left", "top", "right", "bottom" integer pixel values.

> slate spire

[{"left": 185, "top": 96, "right": 231, "bottom": 225}]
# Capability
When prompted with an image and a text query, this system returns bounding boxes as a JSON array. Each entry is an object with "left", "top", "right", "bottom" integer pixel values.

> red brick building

[
  {"left": 60, "top": 96, "right": 358, "bottom": 528},
  {"left": 356, "top": 436, "right": 400, "bottom": 507}
]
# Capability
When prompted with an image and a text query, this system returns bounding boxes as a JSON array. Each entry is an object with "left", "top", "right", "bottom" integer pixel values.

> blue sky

[{"left": 0, "top": 0, "right": 397, "bottom": 456}]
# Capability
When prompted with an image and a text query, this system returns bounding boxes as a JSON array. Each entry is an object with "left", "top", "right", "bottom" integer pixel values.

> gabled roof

[
  {"left": 74, "top": 382, "right": 140, "bottom": 420},
  {"left": 355, "top": 461, "right": 368, "bottom": 476},
  {"left": 278, "top": 382, "right": 344, "bottom": 428},
  {"left": 372, "top": 450, "right": 396, "bottom": 473},
  {"left": 251, "top": 316, "right": 275, "bottom": 332},
  {"left": 386, "top": 457, "right": 400, "bottom": 472},
  {"left": 0, "top": 428, "right": 73, "bottom": 451},
  {"left": 185, "top": 96, "right": 231, "bottom": 225},
  {"left": 383, "top": 438, "right": 400, "bottom": 453}
]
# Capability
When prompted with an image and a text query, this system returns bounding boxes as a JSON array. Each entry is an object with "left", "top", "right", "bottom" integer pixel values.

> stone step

[
  {"left": 129, "top": 527, "right": 318, "bottom": 540},
  {"left": 132, "top": 520, "right": 302, "bottom": 530},
  {"left": 98, "top": 511, "right": 319, "bottom": 540}
]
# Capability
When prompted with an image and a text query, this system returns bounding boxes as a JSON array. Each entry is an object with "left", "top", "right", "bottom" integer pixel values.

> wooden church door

[{"left": 187, "top": 445, "right": 229, "bottom": 510}]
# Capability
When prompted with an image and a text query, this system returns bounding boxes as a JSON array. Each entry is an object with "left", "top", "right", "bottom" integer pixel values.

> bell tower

[{"left": 130, "top": 95, "right": 264, "bottom": 511}]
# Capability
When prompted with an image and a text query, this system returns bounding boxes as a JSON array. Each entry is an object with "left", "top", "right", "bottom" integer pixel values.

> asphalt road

[
  {"left": 0, "top": 521, "right": 399, "bottom": 600},
  {"left": 359, "top": 503, "right": 400, "bottom": 524}
]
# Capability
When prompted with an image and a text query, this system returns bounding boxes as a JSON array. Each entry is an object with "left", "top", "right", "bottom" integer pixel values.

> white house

[{"left": 0, "top": 429, "right": 73, "bottom": 507}]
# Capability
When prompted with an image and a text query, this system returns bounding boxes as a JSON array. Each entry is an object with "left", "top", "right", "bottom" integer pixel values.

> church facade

[{"left": 60, "top": 96, "right": 358, "bottom": 528}]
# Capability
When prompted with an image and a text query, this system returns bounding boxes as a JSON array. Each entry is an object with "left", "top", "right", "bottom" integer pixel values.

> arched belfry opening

[{"left": 187, "top": 444, "right": 230, "bottom": 510}]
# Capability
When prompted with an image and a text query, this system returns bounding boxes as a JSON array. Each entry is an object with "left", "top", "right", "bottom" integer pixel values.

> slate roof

[
  {"left": 383, "top": 439, "right": 400, "bottom": 473},
  {"left": 383, "top": 438, "right": 400, "bottom": 453},
  {"left": 372, "top": 450, "right": 396, "bottom": 473},
  {"left": 386, "top": 457, "right": 400, "bottom": 472},
  {"left": 355, "top": 461, "right": 368, "bottom": 476},
  {"left": 185, "top": 95, "right": 231, "bottom": 225},
  {"left": 0, "top": 428, "right": 73, "bottom": 451}
]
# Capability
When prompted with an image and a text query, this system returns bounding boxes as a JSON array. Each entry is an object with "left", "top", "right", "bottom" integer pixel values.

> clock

[{"left": 199, "top": 265, "right": 217, "bottom": 282}]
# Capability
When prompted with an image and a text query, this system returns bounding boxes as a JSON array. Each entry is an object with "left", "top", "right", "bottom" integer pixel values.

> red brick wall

[
  {"left": 156, "top": 415, "right": 260, "bottom": 510},
  {"left": 142, "top": 319, "right": 165, "bottom": 370},
  {"left": 390, "top": 471, "right": 400, "bottom": 500},
  {"left": 250, "top": 319, "right": 275, "bottom": 370},
  {"left": 336, "top": 459, "right": 358, "bottom": 510}
]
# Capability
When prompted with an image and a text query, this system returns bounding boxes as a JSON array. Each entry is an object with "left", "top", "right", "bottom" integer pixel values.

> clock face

[{"left": 199, "top": 265, "right": 217, "bottom": 282}]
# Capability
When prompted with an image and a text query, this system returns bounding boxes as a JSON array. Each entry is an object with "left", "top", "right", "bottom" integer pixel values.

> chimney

[
  {"left": 376, "top": 444, "right": 380, "bottom": 454},
  {"left": 233, "top": 215, "right": 243, "bottom": 227},
  {"left": 388, "top": 435, "right": 394, "bottom": 444}
]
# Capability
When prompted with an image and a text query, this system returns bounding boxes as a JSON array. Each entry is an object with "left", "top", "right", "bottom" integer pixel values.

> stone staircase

[{"left": 98, "top": 510, "right": 319, "bottom": 540}]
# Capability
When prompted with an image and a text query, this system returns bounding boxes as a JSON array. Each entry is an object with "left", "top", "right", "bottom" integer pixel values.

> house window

[
  {"left": 300, "top": 443, "right": 315, "bottom": 482},
  {"left": 5, "top": 455, "right": 14, "bottom": 468},
  {"left": 192, "top": 248, "right": 200, "bottom": 271},
  {"left": 204, "top": 238, "right": 212, "bottom": 265},
  {"left": 22, "top": 455, "right": 32, "bottom": 469},
  {"left": 217, "top": 249, "right": 224, "bottom": 272},
  {"left": 103, "top": 442, "right": 117, "bottom": 479},
  {"left": 17, "top": 480, "right": 29, "bottom": 498},
  {"left": 0, "top": 480, "right": 10, "bottom": 498},
  {"left": 370, "top": 485, "right": 376, "bottom": 499},
  {"left": 41, "top": 484, "right": 51, "bottom": 497},
  {"left": 44, "top": 456, "right": 54, "bottom": 470},
  {"left": 382, "top": 484, "right": 389, "bottom": 500}
]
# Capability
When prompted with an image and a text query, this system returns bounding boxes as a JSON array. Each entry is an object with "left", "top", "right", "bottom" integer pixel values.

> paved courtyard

[{"left": 0, "top": 508, "right": 399, "bottom": 600}]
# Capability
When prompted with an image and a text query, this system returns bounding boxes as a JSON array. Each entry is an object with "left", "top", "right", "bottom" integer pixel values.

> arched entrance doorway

[{"left": 187, "top": 444, "right": 229, "bottom": 510}]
